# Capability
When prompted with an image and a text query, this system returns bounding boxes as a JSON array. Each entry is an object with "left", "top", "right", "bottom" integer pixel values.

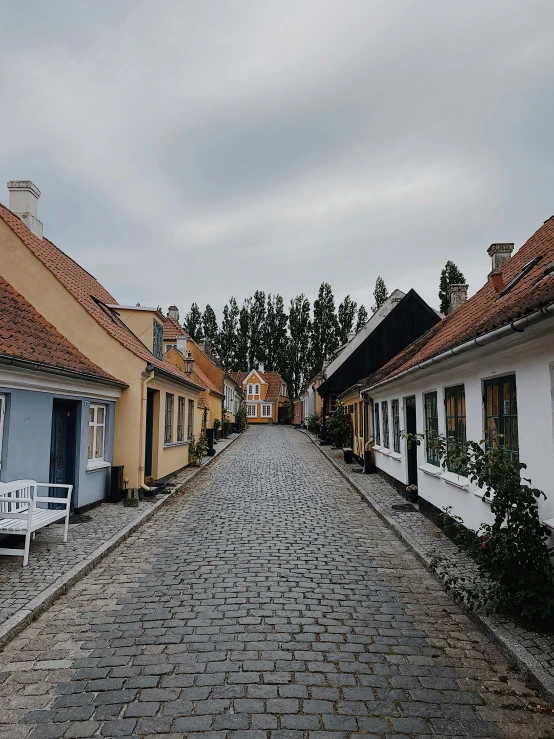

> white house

[{"left": 364, "top": 225, "right": 554, "bottom": 540}]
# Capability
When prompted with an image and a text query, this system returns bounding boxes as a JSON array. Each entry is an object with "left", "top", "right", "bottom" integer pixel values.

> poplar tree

[
  {"left": 287, "top": 294, "right": 311, "bottom": 398},
  {"left": 218, "top": 297, "right": 239, "bottom": 370},
  {"left": 202, "top": 304, "right": 219, "bottom": 355},
  {"left": 235, "top": 299, "right": 251, "bottom": 370},
  {"left": 439, "top": 261, "right": 466, "bottom": 315},
  {"left": 372, "top": 277, "right": 388, "bottom": 312},
  {"left": 337, "top": 295, "right": 358, "bottom": 345},
  {"left": 264, "top": 294, "right": 288, "bottom": 372},
  {"left": 310, "top": 282, "right": 339, "bottom": 376},
  {"left": 355, "top": 304, "right": 368, "bottom": 331},
  {"left": 248, "top": 290, "right": 266, "bottom": 368},
  {"left": 183, "top": 302, "right": 203, "bottom": 343}
]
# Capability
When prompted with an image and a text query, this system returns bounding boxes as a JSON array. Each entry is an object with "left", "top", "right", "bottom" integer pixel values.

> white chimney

[
  {"left": 448, "top": 284, "right": 468, "bottom": 314},
  {"left": 487, "top": 243, "right": 514, "bottom": 274},
  {"left": 7, "top": 181, "right": 43, "bottom": 239},
  {"left": 176, "top": 336, "right": 187, "bottom": 353},
  {"left": 167, "top": 305, "right": 179, "bottom": 321},
  {"left": 258, "top": 362, "right": 265, "bottom": 373}
]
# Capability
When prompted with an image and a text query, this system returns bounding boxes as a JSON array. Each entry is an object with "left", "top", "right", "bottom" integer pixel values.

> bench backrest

[{"left": 0, "top": 480, "right": 37, "bottom": 521}]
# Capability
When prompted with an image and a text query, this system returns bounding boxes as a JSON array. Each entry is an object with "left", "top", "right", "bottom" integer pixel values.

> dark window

[
  {"left": 329, "top": 394, "right": 338, "bottom": 413},
  {"left": 187, "top": 399, "right": 194, "bottom": 440},
  {"left": 445, "top": 385, "right": 466, "bottom": 470},
  {"left": 354, "top": 403, "right": 358, "bottom": 436},
  {"left": 484, "top": 375, "right": 518, "bottom": 461},
  {"left": 382, "top": 401, "right": 389, "bottom": 448},
  {"left": 165, "top": 393, "right": 174, "bottom": 444},
  {"left": 392, "top": 399, "right": 400, "bottom": 453},
  {"left": 177, "top": 397, "right": 185, "bottom": 442},
  {"left": 424, "top": 391, "right": 439, "bottom": 465},
  {"left": 374, "top": 402, "right": 380, "bottom": 445},
  {"left": 153, "top": 320, "right": 164, "bottom": 359}
]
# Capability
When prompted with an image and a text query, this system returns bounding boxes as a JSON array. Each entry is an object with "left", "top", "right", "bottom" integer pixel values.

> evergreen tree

[
  {"left": 202, "top": 304, "right": 219, "bottom": 355},
  {"left": 337, "top": 295, "right": 358, "bottom": 345},
  {"left": 287, "top": 294, "right": 311, "bottom": 398},
  {"left": 218, "top": 297, "right": 239, "bottom": 371},
  {"left": 310, "top": 282, "right": 339, "bottom": 376},
  {"left": 355, "top": 304, "right": 368, "bottom": 331},
  {"left": 248, "top": 290, "right": 266, "bottom": 368},
  {"left": 439, "top": 261, "right": 466, "bottom": 315},
  {"left": 183, "top": 302, "right": 203, "bottom": 343},
  {"left": 235, "top": 299, "right": 251, "bottom": 370},
  {"left": 371, "top": 276, "right": 388, "bottom": 312},
  {"left": 264, "top": 294, "right": 288, "bottom": 372}
]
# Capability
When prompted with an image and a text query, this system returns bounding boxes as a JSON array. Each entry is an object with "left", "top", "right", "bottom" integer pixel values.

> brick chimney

[
  {"left": 487, "top": 243, "right": 514, "bottom": 274},
  {"left": 448, "top": 284, "right": 468, "bottom": 314},
  {"left": 7, "top": 181, "right": 43, "bottom": 239},
  {"left": 167, "top": 305, "right": 179, "bottom": 321}
]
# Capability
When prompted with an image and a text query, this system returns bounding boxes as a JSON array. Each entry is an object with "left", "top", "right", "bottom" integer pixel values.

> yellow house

[
  {"left": 229, "top": 368, "right": 288, "bottom": 424},
  {"left": 163, "top": 311, "right": 225, "bottom": 432},
  {"left": 0, "top": 181, "right": 203, "bottom": 491},
  {"left": 338, "top": 384, "right": 366, "bottom": 460}
]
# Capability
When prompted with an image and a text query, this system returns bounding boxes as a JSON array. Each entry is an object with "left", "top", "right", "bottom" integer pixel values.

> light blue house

[{"left": 0, "top": 277, "right": 126, "bottom": 509}]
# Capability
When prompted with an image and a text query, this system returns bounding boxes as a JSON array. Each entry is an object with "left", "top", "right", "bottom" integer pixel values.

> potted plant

[
  {"left": 189, "top": 434, "right": 208, "bottom": 466},
  {"left": 405, "top": 484, "right": 418, "bottom": 503},
  {"left": 326, "top": 402, "right": 353, "bottom": 450},
  {"left": 214, "top": 418, "right": 222, "bottom": 440}
]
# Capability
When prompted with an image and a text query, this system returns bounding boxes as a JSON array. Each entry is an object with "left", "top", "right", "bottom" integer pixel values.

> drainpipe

[{"left": 139, "top": 364, "right": 155, "bottom": 493}]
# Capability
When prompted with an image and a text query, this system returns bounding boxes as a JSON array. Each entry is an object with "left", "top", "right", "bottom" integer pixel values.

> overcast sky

[{"left": 1, "top": 0, "right": 554, "bottom": 319}]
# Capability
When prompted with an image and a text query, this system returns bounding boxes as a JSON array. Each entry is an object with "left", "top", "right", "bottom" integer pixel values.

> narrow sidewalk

[
  {"left": 297, "top": 427, "right": 554, "bottom": 703},
  {"left": 0, "top": 432, "right": 242, "bottom": 648}
]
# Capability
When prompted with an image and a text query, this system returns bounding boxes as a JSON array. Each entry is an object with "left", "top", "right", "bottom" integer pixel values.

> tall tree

[
  {"left": 183, "top": 302, "right": 203, "bottom": 343},
  {"left": 264, "top": 294, "right": 288, "bottom": 372},
  {"left": 310, "top": 282, "right": 339, "bottom": 376},
  {"left": 355, "top": 304, "right": 368, "bottom": 332},
  {"left": 337, "top": 295, "right": 358, "bottom": 345},
  {"left": 202, "top": 304, "right": 219, "bottom": 355},
  {"left": 235, "top": 299, "right": 251, "bottom": 370},
  {"left": 372, "top": 276, "right": 388, "bottom": 312},
  {"left": 218, "top": 297, "right": 239, "bottom": 370},
  {"left": 439, "top": 261, "right": 466, "bottom": 315},
  {"left": 248, "top": 290, "right": 266, "bottom": 368},
  {"left": 287, "top": 294, "right": 311, "bottom": 398}
]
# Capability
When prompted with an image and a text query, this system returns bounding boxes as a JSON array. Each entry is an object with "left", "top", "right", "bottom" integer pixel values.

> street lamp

[{"left": 183, "top": 351, "right": 195, "bottom": 375}]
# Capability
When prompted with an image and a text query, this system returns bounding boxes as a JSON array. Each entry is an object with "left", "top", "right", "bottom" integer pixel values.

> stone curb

[
  {"left": 0, "top": 432, "right": 244, "bottom": 652},
  {"left": 297, "top": 427, "right": 554, "bottom": 704}
]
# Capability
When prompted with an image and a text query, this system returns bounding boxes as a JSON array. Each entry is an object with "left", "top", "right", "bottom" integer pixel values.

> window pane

[
  {"left": 97, "top": 406, "right": 105, "bottom": 425},
  {"left": 89, "top": 407, "right": 95, "bottom": 424},
  {"left": 88, "top": 424, "right": 94, "bottom": 460},
  {"left": 95, "top": 425, "right": 104, "bottom": 459}
]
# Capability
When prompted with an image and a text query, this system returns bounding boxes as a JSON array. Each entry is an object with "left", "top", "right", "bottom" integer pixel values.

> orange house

[{"left": 229, "top": 368, "right": 288, "bottom": 424}]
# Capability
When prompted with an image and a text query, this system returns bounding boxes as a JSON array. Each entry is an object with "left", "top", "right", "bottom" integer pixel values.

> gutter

[
  {"left": 0, "top": 354, "right": 127, "bottom": 389},
  {"left": 367, "top": 301, "right": 554, "bottom": 393}
]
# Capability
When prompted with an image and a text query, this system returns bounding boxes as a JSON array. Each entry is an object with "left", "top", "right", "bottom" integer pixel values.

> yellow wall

[
  {"left": 116, "top": 307, "right": 164, "bottom": 353},
  {"left": 165, "top": 347, "right": 223, "bottom": 431},
  {"left": 243, "top": 371, "right": 289, "bottom": 424},
  {"left": 0, "top": 220, "right": 199, "bottom": 488},
  {"left": 339, "top": 388, "right": 365, "bottom": 457}
]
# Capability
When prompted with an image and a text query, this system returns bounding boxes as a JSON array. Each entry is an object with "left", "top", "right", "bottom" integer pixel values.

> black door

[
  {"left": 50, "top": 400, "right": 78, "bottom": 509},
  {"left": 405, "top": 396, "right": 418, "bottom": 486},
  {"left": 144, "top": 389, "right": 155, "bottom": 478}
]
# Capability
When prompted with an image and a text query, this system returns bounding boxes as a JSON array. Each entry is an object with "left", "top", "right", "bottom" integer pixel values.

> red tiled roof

[
  {"left": 0, "top": 276, "right": 124, "bottom": 385},
  {"left": 163, "top": 316, "right": 189, "bottom": 341},
  {"left": 230, "top": 369, "right": 286, "bottom": 402},
  {"left": 0, "top": 203, "right": 200, "bottom": 388},
  {"left": 367, "top": 217, "right": 554, "bottom": 387}
]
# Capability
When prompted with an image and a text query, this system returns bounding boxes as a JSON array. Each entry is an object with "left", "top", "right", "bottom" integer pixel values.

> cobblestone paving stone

[
  {"left": 320, "top": 441, "right": 554, "bottom": 684},
  {"left": 1, "top": 426, "right": 553, "bottom": 739},
  {"left": 0, "top": 435, "right": 238, "bottom": 630}
]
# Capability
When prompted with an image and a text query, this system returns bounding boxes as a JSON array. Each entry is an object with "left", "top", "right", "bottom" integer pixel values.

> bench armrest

[
  {"left": 36, "top": 483, "right": 73, "bottom": 490},
  {"left": 35, "top": 496, "right": 71, "bottom": 504},
  {"left": 0, "top": 495, "right": 32, "bottom": 502}
]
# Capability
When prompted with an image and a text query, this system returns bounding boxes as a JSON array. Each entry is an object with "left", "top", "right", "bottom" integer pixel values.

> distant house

[
  {"left": 229, "top": 367, "right": 288, "bottom": 424},
  {"left": 0, "top": 276, "right": 125, "bottom": 509},
  {"left": 0, "top": 181, "right": 203, "bottom": 492},
  {"left": 299, "top": 374, "right": 324, "bottom": 425},
  {"left": 317, "top": 289, "right": 440, "bottom": 459},
  {"left": 223, "top": 373, "right": 243, "bottom": 427},
  {"left": 364, "top": 228, "right": 554, "bottom": 539}
]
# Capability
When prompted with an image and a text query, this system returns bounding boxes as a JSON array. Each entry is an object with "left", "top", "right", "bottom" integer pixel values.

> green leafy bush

[
  {"left": 306, "top": 411, "right": 322, "bottom": 434},
  {"left": 189, "top": 434, "right": 208, "bottom": 466},
  {"left": 326, "top": 402, "right": 352, "bottom": 448}
]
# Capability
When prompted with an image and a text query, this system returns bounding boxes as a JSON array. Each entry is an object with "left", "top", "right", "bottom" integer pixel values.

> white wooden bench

[{"left": 0, "top": 480, "right": 73, "bottom": 566}]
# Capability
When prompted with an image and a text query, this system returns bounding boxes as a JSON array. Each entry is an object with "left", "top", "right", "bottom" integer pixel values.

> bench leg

[
  {"left": 23, "top": 532, "right": 31, "bottom": 567},
  {"left": 31, "top": 532, "right": 36, "bottom": 540},
  {"left": 63, "top": 510, "right": 70, "bottom": 543}
]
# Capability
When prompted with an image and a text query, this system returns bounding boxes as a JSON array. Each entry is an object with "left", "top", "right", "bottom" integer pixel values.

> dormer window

[
  {"left": 248, "top": 384, "right": 253, "bottom": 395},
  {"left": 153, "top": 320, "right": 163, "bottom": 359},
  {"left": 255, "top": 383, "right": 260, "bottom": 395}
]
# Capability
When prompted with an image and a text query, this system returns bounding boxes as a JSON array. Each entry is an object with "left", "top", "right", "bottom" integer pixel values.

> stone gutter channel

[
  {"left": 0, "top": 432, "right": 243, "bottom": 651},
  {"left": 298, "top": 427, "right": 554, "bottom": 704}
]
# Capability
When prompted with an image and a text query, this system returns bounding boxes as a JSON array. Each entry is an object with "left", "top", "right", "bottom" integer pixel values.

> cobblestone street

[{"left": 1, "top": 426, "right": 553, "bottom": 739}]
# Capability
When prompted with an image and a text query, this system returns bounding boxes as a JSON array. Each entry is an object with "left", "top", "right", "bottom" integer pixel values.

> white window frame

[
  {"left": 0, "top": 394, "right": 5, "bottom": 470},
  {"left": 248, "top": 384, "right": 253, "bottom": 395},
  {"left": 255, "top": 383, "right": 260, "bottom": 395},
  {"left": 88, "top": 403, "right": 107, "bottom": 469},
  {"left": 262, "top": 404, "right": 271, "bottom": 417},
  {"left": 247, "top": 404, "right": 257, "bottom": 418}
]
